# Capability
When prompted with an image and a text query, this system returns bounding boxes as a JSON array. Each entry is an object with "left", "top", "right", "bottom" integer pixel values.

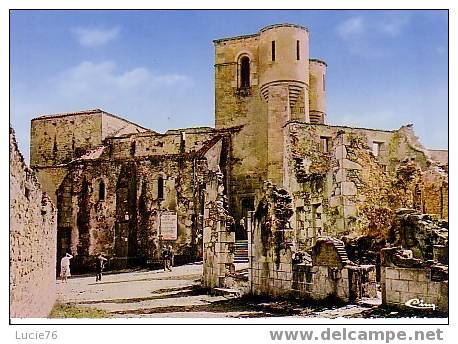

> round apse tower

[
  {"left": 258, "top": 24, "right": 310, "bottom": 121},
  {"left": 309, "top": 59, "right": 327, "bottom": 124}
]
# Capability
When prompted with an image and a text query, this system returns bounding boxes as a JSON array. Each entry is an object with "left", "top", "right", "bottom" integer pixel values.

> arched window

[
  {"left": 157, "top": 177, "right": 164, "bottom": 200},
  {"left": 240, "top": 56, "right": 250, "bottom": 89},
  {"left": 98, "top": 180, "right": 105, "bottom": 201}
]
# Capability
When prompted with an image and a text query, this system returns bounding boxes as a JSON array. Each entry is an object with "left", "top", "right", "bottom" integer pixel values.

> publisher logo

[{"left": 405, "top": 298, "right": 436, "bottom": 311}]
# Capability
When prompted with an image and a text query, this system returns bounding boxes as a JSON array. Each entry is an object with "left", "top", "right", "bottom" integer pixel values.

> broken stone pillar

[
  {"left": 331, "top": 132, "right": 363, "bottom": 234},
  {"left": 202, "top": 171, "right": 235, "bottom": 289}
]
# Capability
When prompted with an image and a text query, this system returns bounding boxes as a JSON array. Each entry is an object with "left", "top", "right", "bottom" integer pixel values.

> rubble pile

[{"left": 389, "top": 208, "right": 448, "bottom": 262}]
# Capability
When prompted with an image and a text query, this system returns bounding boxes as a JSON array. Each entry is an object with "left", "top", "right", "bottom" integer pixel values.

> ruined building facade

[{"left": 29, "top": 24, "right": 448, "bottom": 278}]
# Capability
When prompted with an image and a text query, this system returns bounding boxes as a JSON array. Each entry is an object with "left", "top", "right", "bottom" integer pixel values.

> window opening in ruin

[
  {"left": 52, "top": 136, "right": 58, "bottom": 158},
  {"left": 24, "top": 187, "right": 30, "bottom": 200},
  {"left": 130, "top": 141, "right": 136, "bottom": 156},
  {"left": 239, "top": 197, "right": 254, "bottom": 240},
  {"left": 98, "top": 180, "right": 105, "bottom": 201},
  {"left": 157, "top": 177, "right": 164, "bottom": 200},
  {"left": 296, "top": 40, "right": 300, "bottom": 60},
  {"left": 323, "top": 75, "right": 326, "bottom": 91},
  {"left": 320, "top": 136, "right": 330, "bottom": 153},
  {"left": 271, "top": 41, "right": 276, "bottom": 61},
  {"left": 240, "top": 56, "right": 250, "bottom": 89},
  {"left": 372, "top": 141, "right": 383, "bottom": 157},
  {"left": 296, "top": 206, "right": 305, "bottom": 245},
  {"left": 312, "top": 203, "right": 322, "bottom": 244}
]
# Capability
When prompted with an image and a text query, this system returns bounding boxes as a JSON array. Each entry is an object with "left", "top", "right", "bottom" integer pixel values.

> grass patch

[{"left": 49, "top": 303, "right": 111, "bottom": 318}]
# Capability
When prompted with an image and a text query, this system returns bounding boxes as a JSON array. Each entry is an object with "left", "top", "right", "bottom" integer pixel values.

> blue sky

[{"left": 10, "top": 10, "right": 448, "bottom": 161}]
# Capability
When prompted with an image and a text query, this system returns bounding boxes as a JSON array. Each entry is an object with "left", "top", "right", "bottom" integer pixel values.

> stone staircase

[
  {"left": 334, "top": 241, "right": 351, "bottom": 265},
  {"left": 234, "top": 240, "right": 249, "bottom": 263}
]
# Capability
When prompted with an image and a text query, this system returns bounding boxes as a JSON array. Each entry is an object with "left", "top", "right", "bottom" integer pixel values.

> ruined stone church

[{"left": 29, "top": 23, "right": 448, "bottom": 274}]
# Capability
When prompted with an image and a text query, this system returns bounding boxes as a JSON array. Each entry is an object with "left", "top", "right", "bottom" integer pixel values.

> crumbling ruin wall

[
  {"left": 106, "top": 128, "right": 218, "bottom": 159},
  {"left": 389, "top": 209, "right": 448, "bottom": 262},
  {"left": 390, "top": 125, "right": 448, "bottom": 219},
  {"left": 285, "top": 123, "right": 332, "bottom": 249},
  {"left": 248, "top": 182, "right": 375, "bottom": 301},
  {"left": 421, "top": 169, "right": 448, "bottom": 219},
  {"left": 202, "top": 170, "right": 235, "bottom": 289},
  {"left": 381, "top": 247, "right": 448, "bottom": 313},
  {"left": 30, "top": 110, "right": 147, "bottom": 167},
  {"left": 249, "top": 182, "right": 295, "bottom": 297},
  {"left": 249, "top": 204, "right": 377, "bottom": 302},
  {"left": 55, "top": 134, "right": 228, "bottom": 272},
  {"left": 10, "top": 127, "right": 57, "bottom": 318},
  {"left": 285, "top": 122, "right": 448, "bottom": 251},
  {"left": 30, "top": 110, "right": 148, "bottom": 205},
  {"left": 57, "top": 153, "right": 210, "bottom": 271}
]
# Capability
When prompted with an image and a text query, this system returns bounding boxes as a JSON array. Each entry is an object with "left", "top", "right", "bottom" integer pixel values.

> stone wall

[
  {"left": 202, "top": 171, "right": 235, "bottom": 289},
  {"left": 381, "top": 248, "right": 448, "bottom": 313},
  {"left": 54, "top": 134, "right": 228, "bottom": 272},
  {"left": 249, "top": 233, "right": 377, "bottom": 302},
  {"left": 382, "top": 266, "right": 448, "bottom": 313},
  {"left": 10, "top": 127, "right": 57, "bottom": 318},
  {"left": 30, "top": 109, "right": 148, "bottom": 204},
  {"left": 248, "top": 183, "right": 376, "bottom": 302},
  {"left": 106, "top": 128, "right": 218, "bottom": 159},
  {"left": 285, "top": 121, "right": 448, "bottom": 249}
]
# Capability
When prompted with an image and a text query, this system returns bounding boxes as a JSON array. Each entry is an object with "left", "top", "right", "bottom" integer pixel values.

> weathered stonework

[
  {"left": 381, "top": 247, "right": 448, "bottom": 313},
  {"left": 284, "top": 122, "right": 448, "bottom": 251},
  {"left": 202, "top": 171, "right": 235, "bottom": 288},
  {"left": 10, "top": 127, "right": 57, "bottom": 318},
  {"left": 51, "top": 129, "right": 233, "bottom": 271},
  {"left": 24, "top": 23, "right": 448, "bottom": 310}
]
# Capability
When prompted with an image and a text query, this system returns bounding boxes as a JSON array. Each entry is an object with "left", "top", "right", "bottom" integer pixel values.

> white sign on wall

[{"left": 160, "top": 211, "right": 178, "bottom": 240}]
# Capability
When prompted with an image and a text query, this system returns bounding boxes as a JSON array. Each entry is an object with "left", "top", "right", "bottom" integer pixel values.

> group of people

[
  {"left": 162, "top": 245, "right": 174, "bottom": 271},
  {"left": 59, "top": 245, "right": 175, "bottom": 282},
  {"left": 59, "top": 253, "right": 107, "bottom": 283}
]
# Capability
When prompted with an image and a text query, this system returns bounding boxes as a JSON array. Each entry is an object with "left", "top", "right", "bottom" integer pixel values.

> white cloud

[
  {"left": 337, "top": 17, "right": 365, "bottom": 39},
  {"left": 53, "top": 61, "right": 192, "bottom": 99},
  {"left": 336, "top": 15, "right": 410, "bottom": 58},
  {"left": 72, "top": 26, "right": 121, "bottom": 47},
  {"left": 10, "top": 61, "right": 197, "bottom": 161},
  {"left": 379, "top": 16, "right": 409, "bottom": 37}
]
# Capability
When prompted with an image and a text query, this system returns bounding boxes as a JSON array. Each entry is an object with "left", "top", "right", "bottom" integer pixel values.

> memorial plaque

[{"left": 160, "top": 211, "right": 178, "bottom": 240}]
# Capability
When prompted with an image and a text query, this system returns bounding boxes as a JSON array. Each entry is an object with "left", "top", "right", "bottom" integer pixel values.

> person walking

[
  {"left": 168, "top": 245, "right": 174, "bottom": 270},
  {"left": 162, "top": 246, "right": 172, "bottom": 272},
  {"left": 60, "top": 252, "right": 73, "bottom": 283},
  {"left": 95, "top": 253, "right": 108, "bottom": 282}
]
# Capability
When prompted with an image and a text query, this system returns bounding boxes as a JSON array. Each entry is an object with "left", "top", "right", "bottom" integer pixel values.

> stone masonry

[
  {"left": 381, "top": 247, "right": 448, "bottom": 313},
  {"left": 23, "top": 23, "right": 448, "bottom": 308},
  {"left": 10, "top": 127, "right": 57, "bottom": 318}
]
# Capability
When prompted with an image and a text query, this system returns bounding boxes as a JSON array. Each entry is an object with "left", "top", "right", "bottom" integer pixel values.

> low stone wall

[
  {"left": 294, "top": 264, "right": 376, "bottom": 302},
  {"left": 380, "top": 247, "right": 448, "bottom": 313},
  {"left": 250, "top": 254, "right": 376, "bottom": 302},
  {"left": 250, "top": 251, "right": 293, "bottom": 298},
  {"left": 202, "top": 219, "right": 235, "bottom": 289},
  {"left": 249, "top": 234, "right": 376, "bottom": 302},
  {"left": 10, "top": 127, "right": 57, "bottom": 318},
  {"left": 381, "top": 266, "right": 448, "bottom": 313}
]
